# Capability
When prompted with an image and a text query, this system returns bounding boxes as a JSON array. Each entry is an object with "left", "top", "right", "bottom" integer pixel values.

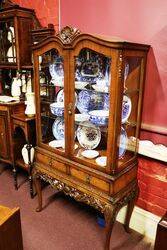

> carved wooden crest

[{"left": 57, "top": 26, "right": 81, "bottom": 44}]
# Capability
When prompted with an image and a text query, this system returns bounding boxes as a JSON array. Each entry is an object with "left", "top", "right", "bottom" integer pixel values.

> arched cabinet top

[{"left": 32, "top": 26, "right": 150, "bottom": 52}]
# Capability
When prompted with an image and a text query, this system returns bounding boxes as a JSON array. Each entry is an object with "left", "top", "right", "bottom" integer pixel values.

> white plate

[
  {"left": 76, "top": 121, "right": 101, "bottom": 149},
  {"left": 81, "top": 150, "right": 99, "bottom": 159},
  {"left": 49, "top": 140, "right": 65, "bottom": 148},
  {"left": 75, "top": 114, "right": 90, "bottom": 122},
  {"left": 95, "top": 156, "right": 107, "bottom": 167}
]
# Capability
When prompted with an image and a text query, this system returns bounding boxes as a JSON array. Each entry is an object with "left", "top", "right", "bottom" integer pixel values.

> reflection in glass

[{"left": 118, "top": 56, "right": 142, "bottom": 167}]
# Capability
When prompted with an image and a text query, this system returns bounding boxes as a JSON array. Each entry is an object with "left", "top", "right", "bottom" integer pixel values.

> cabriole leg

[
  {"left": 124, "top": 186, "right": 139, "bottom": 233},
  {"left": 104, "top": 205, "right": 118, "bottom": 250}
]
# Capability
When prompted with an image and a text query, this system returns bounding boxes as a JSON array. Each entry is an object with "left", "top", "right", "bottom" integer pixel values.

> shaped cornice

[{"left": 57, "top": 26, "right": 81, "bottom": 44}]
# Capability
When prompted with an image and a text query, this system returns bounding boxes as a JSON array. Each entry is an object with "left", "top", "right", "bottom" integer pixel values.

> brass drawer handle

[
  {"left": 0, "top": 132, "right": 4, "bottom": 137},
  {"left": 85, "top": 175, "right": 92, "bottom": 184}
]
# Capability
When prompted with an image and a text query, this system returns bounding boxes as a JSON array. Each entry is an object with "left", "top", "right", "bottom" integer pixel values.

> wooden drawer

[
  {"left": 35, "top": 152, "right": 66, "bottom": 173},
  {"left": 70, "top": 167, "right": 109, "bottom": 193}
]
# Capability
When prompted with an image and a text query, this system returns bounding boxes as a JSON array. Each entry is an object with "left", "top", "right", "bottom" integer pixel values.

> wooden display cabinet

[
  {"left": 0, "top": 1, "right": 40, "bottom": 196},
  {"left": 0, "top": 0, "right": 40, "bottom": 68},
  {"left": 32, "top": 26, "right": 150, "bottom": 249}
]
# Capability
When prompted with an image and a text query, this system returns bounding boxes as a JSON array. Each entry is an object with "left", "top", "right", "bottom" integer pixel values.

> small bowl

[
  {"left": 50, "top": 102, "right": 64, "bottom": 116},
  {"left": 89, "top": 110, "right": 109, "bottom": 125}
]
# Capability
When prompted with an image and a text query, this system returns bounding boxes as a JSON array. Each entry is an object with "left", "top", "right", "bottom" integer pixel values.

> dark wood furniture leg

[
  {"left": 13, "top": 165, "right": 18, "bottom": 190},
  {"left": 104, "top": 205, "right": 118, "bottom": 250},
  {"left": 124, "top": 186, "right": 139, "bottom": 233},
  {"left": 26, "top": 144, "right": 34, "bottom": 199},
  {"left": 34, "top": 174, "right": 42, "bottom": 212}
]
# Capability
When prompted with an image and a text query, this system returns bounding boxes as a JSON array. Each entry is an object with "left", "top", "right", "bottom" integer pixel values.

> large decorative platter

[
  {"left": 52, "top": 117, "right": 65, "bottom": 140},
  {"left": 77, "top": 90, "right": 103, "bottom": 114},
  {"left": 122, "top": 95, "right": 132, "bottom": 123},
  {"left": 76, "top": 121, "right": 101, "bottom": 149},
  {"left": 118, "top": 127, "right": 128, "bottom": 158}
]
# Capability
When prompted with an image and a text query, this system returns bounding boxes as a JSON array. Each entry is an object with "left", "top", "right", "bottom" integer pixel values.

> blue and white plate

[
  {"left": 122, "top": 95, "right": 132, "bottom": 124},
  {"left": 52, "top": 117, "right": 65, "bottom": 140},
  {"left": 76, "top": 121, "right": 101, "bottom": 149},
  {"left": 118, "top": 127, "right": 128, "bottom": 158},
  {"left": 56, "top": 89, "right": 77, "bottom": 105},
  {"left": 49, "top": 59, "right": 64, "bottom": 79},
  {"left": 77, "top": 90, "right": 103, "bottom": 114}
]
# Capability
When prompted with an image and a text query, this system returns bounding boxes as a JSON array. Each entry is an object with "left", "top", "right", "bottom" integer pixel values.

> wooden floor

[{"left": 0, "top": 164, "right": 154, "bottom": 250}]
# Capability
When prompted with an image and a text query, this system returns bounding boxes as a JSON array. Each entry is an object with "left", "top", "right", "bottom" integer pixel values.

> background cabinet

[
  {"left": 0, "top": 1, "right": 44, "bottom": 196},
  {"left": 33, "top": 27, "right": 150, "bottom": 249}
]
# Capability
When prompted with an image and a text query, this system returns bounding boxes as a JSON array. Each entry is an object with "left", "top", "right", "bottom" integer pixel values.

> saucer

[
  {"left": 49, "top": 140, "right": 65, "bottom": 148},
  {"left": 81, "top": 150, "right": 99, "bottom": 159}
]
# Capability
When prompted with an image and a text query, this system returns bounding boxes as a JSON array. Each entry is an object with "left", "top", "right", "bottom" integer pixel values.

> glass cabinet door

[
  {"left": 117, "top": 56, "right": 143, "bottom": 169},
  {"left": 71, "top": 48, "right": 112, "bottom": 169},
  {"left": 37, "top": 48, "right": 66, "bottom": 154},
  {"left": 0, "top": 19, "right": 16, "bottom": 63}
]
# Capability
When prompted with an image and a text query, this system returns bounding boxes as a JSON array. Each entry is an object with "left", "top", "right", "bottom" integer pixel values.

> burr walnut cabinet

[{"left": 33, "top": 26, "right": 150, "bottom": 249}]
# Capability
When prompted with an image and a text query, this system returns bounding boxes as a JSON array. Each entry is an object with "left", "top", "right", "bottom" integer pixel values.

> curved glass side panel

[
  {"left": 117, "top": 56, "right": 142, "bottom": 168},
  {"left": 39, "top": 48, "right": 65, "bottom": 153},
  {"left": 72, "top": 48, "right": 111, "bottom": 169}
]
